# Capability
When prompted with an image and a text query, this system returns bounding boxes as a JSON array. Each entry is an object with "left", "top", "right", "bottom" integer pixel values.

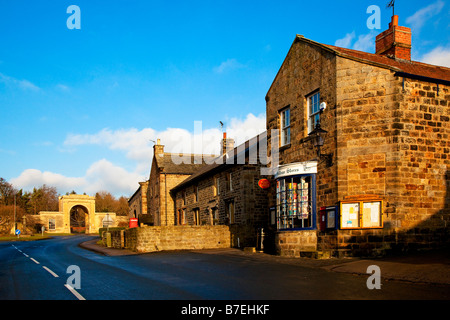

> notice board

[{"left": 340, "top": 199, "right": 383, "bottom": 229}]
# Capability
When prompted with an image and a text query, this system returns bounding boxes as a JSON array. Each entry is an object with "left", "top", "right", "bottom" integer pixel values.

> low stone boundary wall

[{"left": 108, "top": 225, "right": 231, "bottom": 253}]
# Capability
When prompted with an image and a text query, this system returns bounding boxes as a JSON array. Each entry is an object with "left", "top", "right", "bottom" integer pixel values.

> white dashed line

[
  {"left": 30, "top": 258, "right": 40, "bottom": 264},
  {"left": 23, "top": 253, "right": 29, "bottom": 257},
  {"left": 42, "top": 266, "right": 59, "bottom": 278},
  {"left": 64, "top": 284, "right": 86, "bottom": 300}
]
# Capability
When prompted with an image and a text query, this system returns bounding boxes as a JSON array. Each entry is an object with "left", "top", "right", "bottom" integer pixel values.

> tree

[
  {"left": 95, "top": 191, "right": 129, "bottom": 216},
  {"left": 116, "top": 196, "right": 129, "bottom": 216},
  {"left": 0, "top": 178, "right": 15, "bottom": 206},
  {"left": 29, "top": 185, "right": 59, "bottom": 214},
  {"left": 95, "top": 191, "right": 116, "bottom": 212}
]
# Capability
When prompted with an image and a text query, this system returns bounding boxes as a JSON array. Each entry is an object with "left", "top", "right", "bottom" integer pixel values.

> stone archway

[
  {"left": 70, "top": 205, "right": 88, "bottom": 233},
  {"left": 29, "top": 194, "right": 126, "bottom": 234}
]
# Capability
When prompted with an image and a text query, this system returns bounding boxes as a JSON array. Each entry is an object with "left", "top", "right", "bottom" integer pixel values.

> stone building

[
  {"left": 147, "top": 139, "right": 214, "bottom": 226},
  {"left": 265, "top": 15, "right": 450, "bottom": 257},
  {"left": 128, "top": 181, "right": 149, "bottom": 223},
  {"left": 170, "top": 133, "right": 270, "bottom": 248}
]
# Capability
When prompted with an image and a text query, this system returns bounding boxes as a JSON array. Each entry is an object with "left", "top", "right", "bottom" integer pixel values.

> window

[
  {"left": 226, "top": 173, "right": 233, "bottom": 191},
  {"left": 276, "top": 174, "right": 316, "bottom": 230},
  {"left": 211, "top": 207, "right": 218, "bottom": 225},
  {"left": 193, "top": 208, "right": 200, "bottom": 225},
  {"left": 49, "top": 219, "right": 56, "bottom": 230},
  {"left": 214, "top": 177, "right": 220, "bottom": 196},
  {"left": 307, "top": 91, "right": 320, "bottom": 133},
  {"left": 182, "top": 190, "right": 186, "bottom": 206},
  {"left": 226, "top": 200, "right": 235, "bottom": 224},
  {"left": 280, "top": 107, "right": 290, "bottom": 146},
  {"left": 194, "top": 185, "right": 198, "bottom": 202},
  {"left": 178, "top": 209, "right": 186, "bottom": 225}
]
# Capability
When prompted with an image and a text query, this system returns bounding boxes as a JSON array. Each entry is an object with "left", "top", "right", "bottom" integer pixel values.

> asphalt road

[{"left": 1, "top": 235, "right": 449, "bottom": 302}]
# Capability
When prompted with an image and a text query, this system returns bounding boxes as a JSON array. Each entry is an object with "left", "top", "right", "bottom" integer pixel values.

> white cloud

[
  {"left": 10, "top": 160, "right": 143, "bottom": 197},
  {"left": 352, "top": 30, "right": 377, "bottom": 53},
  {"left": 0, "top": 72, "right": 40, "bottom": 92},
  {"left": 334, "top": 30, "right": 377, "bottom": 53},
  {"left": 335, "top": 32, "right": 356, "bottom": 48},
  {"left": 56, "top": 84, "right": 70, "bottom": 92},
  {"left": 420, "top": 46, "right": 450, "bottom": 67},
  {"left": 12, "top": 113, "right": 267, "bottom": 197},
  {"left": 406, "top": 0, "right": 445, "bottom": 33},
  {"left": 64, "top": 113, "right": 266, "bottom": 171},
  {"left": 213, "top": 58, "right": 245, "bottom": 74},
  {"left": 11, "top": 169, "right": 86, "bottom": 194}
]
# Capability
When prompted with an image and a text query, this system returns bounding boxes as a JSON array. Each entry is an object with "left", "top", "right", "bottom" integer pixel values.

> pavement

[{"left": 79, "top": 238, "right": 450, "bottom": 286}]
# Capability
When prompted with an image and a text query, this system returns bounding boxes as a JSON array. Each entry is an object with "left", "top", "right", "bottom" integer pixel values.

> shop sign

[{"left": 274, "top": 161, "right": 318, "bottom": 179}]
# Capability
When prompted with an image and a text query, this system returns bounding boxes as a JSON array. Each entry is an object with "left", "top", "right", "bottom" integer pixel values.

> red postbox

[{"left": 129, "top": 218, "right": 138, "bottom": 228}]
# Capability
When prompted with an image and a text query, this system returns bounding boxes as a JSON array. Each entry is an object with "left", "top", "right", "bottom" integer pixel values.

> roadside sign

[
  {"left": 15, "top": 229, "right": 21, "bottom": 235},
  {"left": 102, "top": 214, "right": 114, "bottom": 228}
]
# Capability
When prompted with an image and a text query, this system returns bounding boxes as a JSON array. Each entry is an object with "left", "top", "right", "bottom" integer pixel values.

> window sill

[{"left": 279, "top": 143, "right": 291, "bottom": 151}]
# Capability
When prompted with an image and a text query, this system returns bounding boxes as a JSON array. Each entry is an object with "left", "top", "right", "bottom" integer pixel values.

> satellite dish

[{"left": 320, "top": 102, "right": 327, "bottom": 111}]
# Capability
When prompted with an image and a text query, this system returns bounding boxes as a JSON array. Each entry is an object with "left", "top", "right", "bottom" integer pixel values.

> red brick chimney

[
  {"left": 375, "top": 15, "right": 411, "bottom": 61},
  {"left": 221, "top": 132, "right": 235, "bottom": 155}
]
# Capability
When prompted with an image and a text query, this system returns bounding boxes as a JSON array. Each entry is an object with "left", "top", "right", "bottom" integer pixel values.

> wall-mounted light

[{"left": 307, "top": 102, "right": 333, "bottom": 167}]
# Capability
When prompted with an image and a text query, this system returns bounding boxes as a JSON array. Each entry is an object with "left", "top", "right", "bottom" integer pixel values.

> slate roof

[
  {"left": 154, "top": 153, "right": 216, "bottom": 175},
  {"left": 296, "top": 35, "right": 450, "bottom": 84},
  {"left": 170, "top": 132, "right": 266, "bottom": 192}
]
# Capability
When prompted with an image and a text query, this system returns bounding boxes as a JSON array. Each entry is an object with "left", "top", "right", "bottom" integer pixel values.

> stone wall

[
  {"left": 109, "top": 225, "right": 231, "bottom": 253},
  {"left": 275, "top": 230, "right": 318, "bottom": 258}
]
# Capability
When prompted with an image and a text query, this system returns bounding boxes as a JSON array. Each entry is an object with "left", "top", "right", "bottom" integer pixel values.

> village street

[{"left": 1, "top": 235, "right": 449, "bottom": 304}]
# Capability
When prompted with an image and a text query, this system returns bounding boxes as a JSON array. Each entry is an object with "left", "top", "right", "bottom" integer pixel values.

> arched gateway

[{"left": 26, "top": 194, "right": 127, "bottom": 234}]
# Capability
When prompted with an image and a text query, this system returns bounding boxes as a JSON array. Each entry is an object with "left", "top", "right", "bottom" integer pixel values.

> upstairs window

[
  {"left": 194, "top": 185, "right": 198, "bottom": 202},
  {"left": 226, "top": 173, "right": 233, "bottom": 191},
  {"left": 214, "top": 177, "right": 220, "bottom": 196},
  {"left": 307, "top": 91, "right": 320, "bottom": 133},
  {"left": 280, "top": 107, "right": 290, "bottom": 147}
]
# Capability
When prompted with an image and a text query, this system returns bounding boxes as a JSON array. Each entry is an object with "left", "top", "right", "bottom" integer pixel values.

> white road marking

[
  {"left": 64, "top": 284, "right": 86, "bottom": 300},
  {"left": 30, "top": 258, "right": 40, "bottom": 264},
  {"left": 23, "top": 253, "right": 29, "bottom": 257},
  {"left": 42, "top": 266, "right": 59, "bottom": 278}
]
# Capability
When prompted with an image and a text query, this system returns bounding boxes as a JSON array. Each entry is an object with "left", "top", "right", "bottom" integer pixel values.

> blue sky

[{"left": 1, "top": 0, "right": 449, "bottom": 197}]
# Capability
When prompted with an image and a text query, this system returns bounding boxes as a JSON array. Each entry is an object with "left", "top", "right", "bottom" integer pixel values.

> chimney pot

[{"left": 375, "top": 15, "right": 411, "bottom": 61}]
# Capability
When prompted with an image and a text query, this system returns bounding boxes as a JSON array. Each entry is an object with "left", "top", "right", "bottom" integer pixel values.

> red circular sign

[{"left": 258, "top": 179, "right": 270, "bottom": 189}]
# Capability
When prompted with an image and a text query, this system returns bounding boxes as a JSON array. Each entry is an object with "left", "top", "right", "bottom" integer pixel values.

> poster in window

[
  {"left": 340, "top": 202, "right": 359, "bottom": 228},
  {"left": 362, "top": 201, "right": 382, "bottom": 227}
]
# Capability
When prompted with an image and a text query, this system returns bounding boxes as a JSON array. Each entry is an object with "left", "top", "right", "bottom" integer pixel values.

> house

[
  {"left": 128, "top": 181, "right": 149, "bottom": 224},
  {"left": 147, "top": 139, "right": 216, "bottom": 226},
  {"left": 265, "top": 15, "right": 450, "bottom": 257},
  {"left": 170, "top": 132, "right": 271, "bottom": 249}
]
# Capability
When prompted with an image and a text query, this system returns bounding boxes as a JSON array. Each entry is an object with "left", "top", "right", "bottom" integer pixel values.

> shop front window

[{"left": 276, "top": 174, "right": 316, "bottom": 230}]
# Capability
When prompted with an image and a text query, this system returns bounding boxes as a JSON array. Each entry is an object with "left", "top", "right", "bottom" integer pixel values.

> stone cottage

[
  {"left": 170, "top": 133, "right": 270, "bottom": 248},
  {"left": 146, "top": 139, "right": 215, "bottom": 226},
  {"left": 265, "top": 15, "right": 450, "bottom": 257}
]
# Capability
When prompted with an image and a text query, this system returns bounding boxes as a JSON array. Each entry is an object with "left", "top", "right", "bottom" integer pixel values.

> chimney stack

[
  {"left": 221, "top": 132, "right": 235, "bottom": 155},
  {"left": 375, "top": 15, "right": 411, "bottom": 61},
  {"left": 154, "top": 138, "right": 164, "bottom": 156}
]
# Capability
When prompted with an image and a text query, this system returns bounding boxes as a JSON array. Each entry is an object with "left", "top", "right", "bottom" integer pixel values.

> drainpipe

[{"left": 164, "top": 172, "right": 168, "bottom": 226}]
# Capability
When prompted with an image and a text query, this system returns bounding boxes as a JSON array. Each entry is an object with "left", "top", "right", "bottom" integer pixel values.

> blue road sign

[{"left": 15, "top": 229, "right": 21, "bottom": 235}]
